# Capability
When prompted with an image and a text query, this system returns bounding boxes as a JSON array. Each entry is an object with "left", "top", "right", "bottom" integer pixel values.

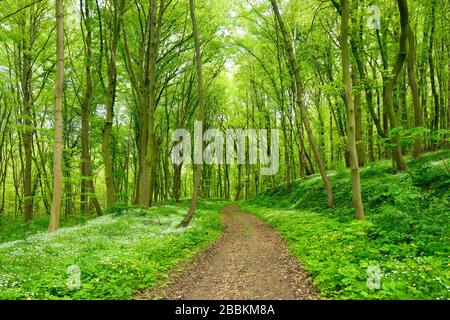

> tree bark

[
  {"left": 382, "top": 0, "right": 409, "bottom": 171},
  {"left": 21, "top": 41, "right": 33, "bottom": 222},
  {"left": 101, "top": 0, "right": 125, "bottom": 207},
  {"left": 80, "top": 0, "right": 102, "bottom": 216},
  {"left": 135, "top": 0, "right": 161, "bottom": 207},
  {"left": 49, "top": 0, "right": 64, "bottom": 232},
  {"left": 180, "top": 0, "right": 205, "bottom": 227},
  {"left": 428, "top": 1, "right": 440, "bottom": 133},
  {"left": 407, "top": 25, "right": 422, "bottom": 160},
  {"left": 270, "top": 0, "right": 334, "bottom": 207},
  {"left": 340, "top": 0, "right": 364, "bottom": 220},
  {"left": 352, "top": 71, "right": 364, "bottom": 166}
]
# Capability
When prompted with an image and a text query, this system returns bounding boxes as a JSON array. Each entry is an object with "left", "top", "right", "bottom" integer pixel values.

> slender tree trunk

[
  {"left": 146, "top": 0, "right": 159, "bottom": 208},
  {"left": 100, "top": 0, "right": 125, "bottom": 207},
  {"left": 368, "top": 115, "right": 375, "bottom": 162},
  {"left": 270, "top": 0, "right": 334, "bottom": 207},
  {"left": 275, "top": 23, "right": 291, "bottom": 184},
  {"left": 352, "top": 71, "right": 364, "bottom": 166},
  {"left": 102, "top": 99, "right": 115, "bottom": 207},
  {"left": 80, "top": 0, "right": 102, "bottom": 216},
  {"left": 180, "top": 0, "right": 205, "bottom": 227},
  {"left": 376, "top": 23, "right": 392, "bottom": 160},
  {"left": 448, "top": 57, "right": 450, "bottom": 141},
  {"left": 235, "top": 164, "right": 242, "bottom": 201},
  {"left": 49, "top": 0, "right": 64, "bottom": 233},
  {"left": 407, "top": 25, "right": 422, "bottom": 160},
  {"left": 341, "top": 0, "right": 364, "bottom": 220},
  {"left": 22, "top": 55, "right": 33, "bottom": 222},
  {"left": 383, "top": 0, "right": 409, "bottom": 171},
  {"left": 429, "top": 2, "right": 440, "bottom": 133},
  {"left": 172, "top": 163, "right": 182, "bottom": 203},
  {"left": 351, "top": 37, "right": 385, "bottom": 140}
]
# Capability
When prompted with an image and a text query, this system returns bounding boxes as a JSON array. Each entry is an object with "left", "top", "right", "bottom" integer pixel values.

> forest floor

[{"left": 138, "top": 204, "right": 318, "bottom": 300}]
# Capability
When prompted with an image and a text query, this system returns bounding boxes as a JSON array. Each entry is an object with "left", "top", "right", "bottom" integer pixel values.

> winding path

[{"left": 139, "top": 204, "right": 318, "bottom": 300}]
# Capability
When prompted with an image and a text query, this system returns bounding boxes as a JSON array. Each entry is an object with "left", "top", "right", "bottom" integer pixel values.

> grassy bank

[
  {"left": 241, "top": 151, "right": 450, "bottom": 300},
  {"left": 0, "top": 200, "right": 226, "bottom": 300}
]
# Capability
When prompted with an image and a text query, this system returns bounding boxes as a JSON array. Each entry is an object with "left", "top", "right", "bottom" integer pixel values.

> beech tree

[
  {"left": 49, "top": 0, "right": 64, "bottom": 232},
  {"left": 180, "top": 0, "right": 205, "bottom": 227},
  {"left": 270, "top": 0, "right": 334, "bottom": 207},
  {"left": 340, "top": 0, "right": 364, "bottom": 220}
]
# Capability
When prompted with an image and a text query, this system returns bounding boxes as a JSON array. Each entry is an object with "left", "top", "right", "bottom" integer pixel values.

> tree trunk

[
  {"left": 428, "top": 1, "right": 440, "bottom": 134},
  {"left": 341, "top": 0, "right": 364, "bottom": 220},
  {"left": 22, "top": 54, "right": 33, "bottom": 222},
  {"left": 100, "top": 0, "right": 125, "bottom": 207},
  {"left": 180, "top": 0, "right": 205, "bottom": 227},
  {"left": 448, "top": 57, "right": 450, "bottom": 143},
  {"left": 352, "top": 71, "right": 364, "bottom": 166},
  {"left": 135, "top": 0, "right": 160, "bottom": 207},
  {"left": 102, "top": 100, "right": 115, "bottom": 207},
  {"left": 270, "top": 0, "right": 334, "bottom": 207},
  {"left": 173, "top": 163, "right": 182, "bottom": 203},
  {"left": 407, "top": 25, "right": 422, "bottom": 160},
  {"left": 49, "top": 0, "right": 64, "bottom": 233},
  {"left": 382, "top": 0, "right": 409, "bottom": 172},
  {"left": 80, "top": 0, "right": 102, "bottom": 216},
  {"left": 235, "top": 164, "right": 242, "bottom": 201}
]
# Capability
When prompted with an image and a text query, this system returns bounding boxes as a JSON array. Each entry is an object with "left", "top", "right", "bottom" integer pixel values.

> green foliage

[
  {"left": 0, "top": 201, "right": 226, "bottom": 300},
  {"left": 0, "top": 214, "right": 96, "bottom": 243},
  {"left": 241, "top": 151, "right": 450, "bottom": 300}
]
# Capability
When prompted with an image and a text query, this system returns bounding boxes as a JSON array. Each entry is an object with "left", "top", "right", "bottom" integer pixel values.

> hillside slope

[{"left": 241, "top": 151, "right": 450, "bottom": 299}]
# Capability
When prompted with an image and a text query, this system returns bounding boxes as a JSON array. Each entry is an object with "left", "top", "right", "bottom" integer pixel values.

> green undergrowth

[
  {"left": 0, "top": 200, "right": 227, "bottom": 300},
  {"left": 0, "top": 214, "right": 98, "bottom": 243},
  {"left": 241, "top": 151, "right": 450, "bottom": 300}
]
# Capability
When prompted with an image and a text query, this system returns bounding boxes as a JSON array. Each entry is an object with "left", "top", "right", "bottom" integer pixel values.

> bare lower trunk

[
  {"left": 429, "top": 2, "right": 439, "bottom": 133},
  {"left": 383, "top": 0, "right": 409, "bottom": 172},
  {"left": 180, "top": 0, "right": 205, "bottom": 227},
  {"left": 172, "top": 163, "right": 182, "bottom": 203},
  {"left": 22, "top": 54, "right": 33, "bottom": 222},
  {"left": 102, "top": 110, "right": 115, "bottom": 206},
  {"left": 80, "top": 0, "right": 102, "bottom": 216},
  {"left": 100, "top": 0, "right": 126, "bottom": 207},
  {"left": 23, "top": 100, "right": 33, "bottom": 222},
  {"left": 352, "top": 72, "right": 364, "bottom": 166},
  {"left": 407, "top": 25, "right": 422, "bottom": 160},
  {"left": 341, "top": 0, "right": 364, "bottom": 220},
  {"left": 49, "top": 0, "right": 64, "bottom": 233},
  {"left": 235, "top": 164, "right": 242, "bottom": 201}
]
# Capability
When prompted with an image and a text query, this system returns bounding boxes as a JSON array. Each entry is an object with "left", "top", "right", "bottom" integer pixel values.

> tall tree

[
  {"left": 124, "top": 0, "right": 164, "bottom": 207},
  {"left": 407, "top": 24, "right": 422, "bottom": 160},
  {"left": 49, "top": 0, "right": 64, "bottom": 232},
  {"left": 80, "top": 0, "right": 103, "bottom": 215},
  {"left": 97, "top": 0, "right": 125, "bottom": 207},
  {"left": 180, "top": 0, "right": 205, "bottom": 227},
  {"left": 340, "top": 0, "right": 364, "bottom": 220},
  {"left": 383, "top": 0, "right": 409, "bottom": 171},
  {"left": 269, "top": 0, "right": 334, "bottom": 207},
  {"left": 428, "top": 1, "right": 440, "bottom": 133}
]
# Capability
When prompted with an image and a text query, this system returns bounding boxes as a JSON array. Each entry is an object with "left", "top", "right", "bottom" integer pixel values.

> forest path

[{"left": 138, "top": 204, "right": 318, "bottom": 300}]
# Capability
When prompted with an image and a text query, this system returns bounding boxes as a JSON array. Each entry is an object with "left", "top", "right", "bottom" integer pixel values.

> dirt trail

[{"left": 139, "top": 205, "right": 318, "bottom": 300}]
